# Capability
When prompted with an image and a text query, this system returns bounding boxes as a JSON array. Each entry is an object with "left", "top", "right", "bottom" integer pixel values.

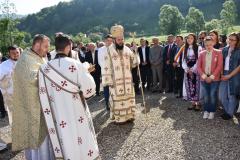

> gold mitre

[{"left": 110, "top": 25, "right": 124, "bottom": 38}]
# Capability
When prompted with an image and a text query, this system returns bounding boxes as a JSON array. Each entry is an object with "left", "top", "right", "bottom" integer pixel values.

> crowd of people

[
  {"left": 72, "top": 30, "right": 240, "bottom": 120},
  {"left": 0, "top": 25, "right": 239, "bottom": 159}
]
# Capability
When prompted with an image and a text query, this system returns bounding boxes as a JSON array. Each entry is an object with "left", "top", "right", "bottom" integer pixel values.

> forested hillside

[{"left": 17, "top": 0, "right": 240, "bottom": 36}]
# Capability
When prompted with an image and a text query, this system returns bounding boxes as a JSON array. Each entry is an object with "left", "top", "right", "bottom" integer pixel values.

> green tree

[
  {"left": 88, "top": 33, "right": 102, "bottom": 43},
  {"left": 159, "top": 5, "right": 184, "bottom": 35},
  {"left": 220, "top": 0, "right": 237, "bottom": 34},
  {"left": 185, "top": 7, "right": 205, "bottom": 33},
  {"left": 0, "top": 0, "right": 30, "bottom": 55},
  {"left": 72, "top": 32, "right": 91, "bottom": 44},
  {"left": 205, "top": 19, "right": 220, "bottom": 32}
]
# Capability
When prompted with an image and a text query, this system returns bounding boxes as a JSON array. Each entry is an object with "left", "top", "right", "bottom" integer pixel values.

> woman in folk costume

[
  {"left": 182, "top": 33, "right": 202, "bottom": 110},
  {"left": 38, "top": 34, "right": 99, "bottom": 160},
  {"left": 101, "top": 25, "right": 139, "bottom": 124}
]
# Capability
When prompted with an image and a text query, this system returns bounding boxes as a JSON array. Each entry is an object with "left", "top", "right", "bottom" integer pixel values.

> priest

[
  {"left": 12, "top": 34, "right": 54, "bottom": 160},
  {"left": 102, "top": 25, "right": 139, "bottom": 124},
  {"left": 50, "top": 32, "right": 79, "bottom": 61},
  {"left": 38, "top": 34, "right": 99, "bottom": 160}
]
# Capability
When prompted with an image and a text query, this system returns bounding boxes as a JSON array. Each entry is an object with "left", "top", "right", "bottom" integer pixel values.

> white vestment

[
  {"left": 102, "top": 45, "right": 139, "bottom": 123},
  {"left": 25, "top": 136, "right": 54, "bottom": 160},
  {"left": 38, "top": 56, "right": 99, "bottom": 160},
  {"left": 0, "top": 59, "right": 17, "bottom": 125}
]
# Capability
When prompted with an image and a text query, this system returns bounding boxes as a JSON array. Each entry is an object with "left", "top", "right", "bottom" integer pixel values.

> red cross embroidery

[
  {"left": 39, "top": 87, "right": 46, "bottom": 94},
  {"left": 127, "top": 88, "right": 131, "bottom": 92},
  {"left": 55, "top": 87, "right": 61, "bottom": 92},
  {"left": 54, "top": 147, "right": 60, "bottom": 153},
  {"left": 49, "top": 96, "right": 54, "bottom": 102},
  {"left": 44, "top": 66, "right": 51, "bottom": 74},
  {"left": 104, "top": 67, "right": 108, "bottom": 71},
  {"left": 120, "top": 102, "right": 125, "bottom": 106},
  {"left": 86, "top": 88, "right": 92, "bottom": 95},
  {"left": 105, "top": 77, "right": 109, "bottom": 81},
  {"left": 59, "top": 121, "right": 67, "bottom": 128},
  {"left": 44, "top": 108, "right": 51, "bottom": 115},
  {"left": 119, "top": 88, "right": 124, "bottom": 93},
  {"left": 88, "top": 150, "right": 93, "bottom": 157},
  {"left": 51, "top": 83, "right": 55, "bottom": 88},
  {"left": 72, "top": 94, "right": 79, "bottom": 100},
  {"left": 78, "top": 116, "right": 84, "bottom": 123},
  {"left": 61, "top": 81, "right": 67, "bottom": 87},
  {"left": 51, "top": 83, "right": 61, "bottom": 92},
  {"left": 69, "top": 65, "right": 77, "bottom": 72},
  {"left": 49, "top": 128, "right": 56, "bottom": 134},
  {"left": 78, "top": 137, "right": 82, "bottom": 145}
]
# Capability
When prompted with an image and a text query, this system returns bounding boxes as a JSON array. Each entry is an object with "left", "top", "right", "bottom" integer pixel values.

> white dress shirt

[
  {"left": 224, "top": 48, "right": 233, "bottom": 71},
  {"left": 182, "top": 45, "right": 202, "bottom": 73},
  {"left": 141, "top": 46, "right": 146, "bottom": 62},
  {"left": 92, "top": 51, "right": 95, "bottom": 64}
]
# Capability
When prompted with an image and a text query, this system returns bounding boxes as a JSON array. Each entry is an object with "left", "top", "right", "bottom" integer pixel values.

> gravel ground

[{"left": 1, "top": 92, "right": 240, "bottom": 160}]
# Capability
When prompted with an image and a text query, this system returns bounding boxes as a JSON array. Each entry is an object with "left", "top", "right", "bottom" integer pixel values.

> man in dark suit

[
  {"left": 78, "top": 46, "right": 87, "bottom": 63},
  {"left": 138, "top": 38, "right": 152, "bottom": 90},
  {"left": 163, "top": 35, "right": 177, "bottom": 93},
  {"left": 173, "top": 36, "right": 185, "bottom": 98},
  {"left": 85, "top": 43, "right": 101, "bottom": 96}
]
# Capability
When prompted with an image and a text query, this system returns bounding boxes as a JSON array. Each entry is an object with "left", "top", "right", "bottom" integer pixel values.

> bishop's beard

[{"left": 115, "top": 43, "right": 124, "bottom": 50}]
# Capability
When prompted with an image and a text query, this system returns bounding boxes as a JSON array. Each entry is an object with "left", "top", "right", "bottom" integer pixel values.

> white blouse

[{"left": 182, "top": 45, "right": 202, "bottom": 73}]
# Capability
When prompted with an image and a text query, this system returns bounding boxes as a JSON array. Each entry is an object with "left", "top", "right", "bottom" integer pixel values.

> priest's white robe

[
  {"left": 38, "top": 56, "right": 99, "bottom": 160},
  {"left": 101, "top": 45, "right": 139, "bottom": 123},
  {"left": 0, "top": 59, "right": 17, "bottom": 125}
]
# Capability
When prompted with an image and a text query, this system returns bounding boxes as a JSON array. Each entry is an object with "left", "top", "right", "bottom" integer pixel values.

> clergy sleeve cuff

[
  {"left": 201, "top": 74, "right": 207, "bottom": 80},
  {"left": 210, "top": 75, "right": 215, "bottom": 80}
]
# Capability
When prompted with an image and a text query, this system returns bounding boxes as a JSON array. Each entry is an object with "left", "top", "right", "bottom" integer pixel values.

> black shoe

[
  {"left": 188, "top": 106, "right": 195, "bottom": 110},
  {"left": 105, "top": 102, "right": 110, "bottom": 111},
  {"left": 106, "top": 106, "right": 110, "bottom": 111},
  {"left": 221, "top": 113, "right": 232, "bottom": 120},
  {"left": 176, "top": 95, "right": 182, "bottom": 98},
  {"left": 0, "top": 112, "right": 6, "bottom": 119},
  {"left": 194, "top": 105, "right": 201, "bottom": 111},
  {"left": 158, "top": 90, "right": 163, "bottom": 93}
]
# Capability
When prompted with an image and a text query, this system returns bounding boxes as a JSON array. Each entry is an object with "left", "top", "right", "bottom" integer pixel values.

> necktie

[{"left": 167, "top": 45, "right": 171, "bottom": 59}]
